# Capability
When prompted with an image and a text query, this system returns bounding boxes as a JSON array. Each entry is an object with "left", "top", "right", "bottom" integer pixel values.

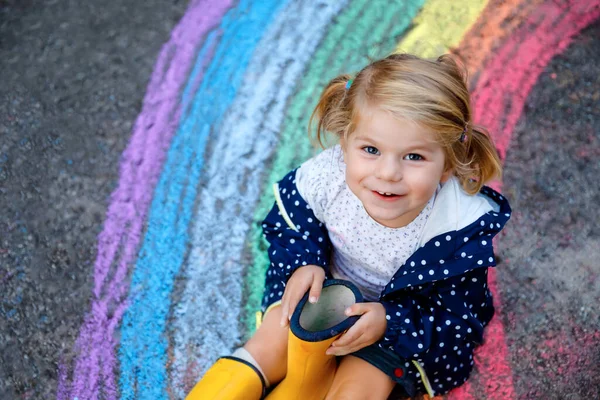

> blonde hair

[{"left": 309, "top": 53, "right": 502, "bottom": 194}]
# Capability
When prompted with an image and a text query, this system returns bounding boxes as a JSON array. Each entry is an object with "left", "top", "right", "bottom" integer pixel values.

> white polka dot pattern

[
  {"left": 259, "top": 148, "right": 512, "bottom": 396},
  {"left": 296, "top": 145, "right": 435, "bottom": 301}
]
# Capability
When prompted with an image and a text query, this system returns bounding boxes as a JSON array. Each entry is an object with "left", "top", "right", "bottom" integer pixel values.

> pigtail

[
  {"left": 309, "top": 74, "right": 353, "bottom": 148},
  {"left": 434, "top": 55, "right": 502, "bottom": 193},
  {"left": 461, "top": 124, "right": 503, "bottom": 194}
]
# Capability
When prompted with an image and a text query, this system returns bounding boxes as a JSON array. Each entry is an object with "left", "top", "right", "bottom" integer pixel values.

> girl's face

[{"left": 341, "top": 106, "right": 451, "bottom": 228}]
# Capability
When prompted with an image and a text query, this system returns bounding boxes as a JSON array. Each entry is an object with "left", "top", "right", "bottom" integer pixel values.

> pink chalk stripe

[{"left": 466, "top": 1, "right": 600, "bottom": 399}]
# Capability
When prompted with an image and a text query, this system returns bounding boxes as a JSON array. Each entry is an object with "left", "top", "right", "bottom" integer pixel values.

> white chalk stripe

[{"left": 168, "top": 1, "right": 349, "bottom": 397}]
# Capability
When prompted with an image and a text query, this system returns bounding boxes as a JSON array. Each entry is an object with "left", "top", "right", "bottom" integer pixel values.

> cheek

[
  {"left": 345, "top": 153, "right": 362, "bottom": 177},
  {"left": 345, "top": 158, "right": 370, "bottom": 195},
  {"left": 345, "top": 163, "right": 360, "bottom": 185},
  {"left": 406, "top": 168, "right": 440, "bottom": 196}
]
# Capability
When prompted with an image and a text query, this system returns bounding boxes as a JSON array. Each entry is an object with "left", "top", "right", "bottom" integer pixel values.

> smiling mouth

[{"left": 373, "top": 190, "right": 402, "bottom": 198}]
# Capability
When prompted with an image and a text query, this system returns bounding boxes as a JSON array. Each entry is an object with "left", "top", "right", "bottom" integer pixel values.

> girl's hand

[
  {"left": 325, "top": 302, "right": 387, "bottom": 356},
  {"left": 279, "top": 265, "right": 326, "bottom": 327}
]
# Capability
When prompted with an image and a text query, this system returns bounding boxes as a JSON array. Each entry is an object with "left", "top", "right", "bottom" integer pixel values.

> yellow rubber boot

[
  {"left": 186, "top": 356, "right": 266, "bottom": 400},
  {"left": 266, "top": 279, "right": 362, "bottom": 400}
]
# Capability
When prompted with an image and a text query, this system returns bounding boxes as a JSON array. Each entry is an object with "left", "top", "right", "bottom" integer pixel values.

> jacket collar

[
  {"left": 380, "top": 180, "right": 512, "bottom": 297},
  {"left": 419, "top": 177, "right": 500, "bottom": 247}
]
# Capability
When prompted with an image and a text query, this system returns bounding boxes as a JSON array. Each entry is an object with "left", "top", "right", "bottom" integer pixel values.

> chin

[{"left": 368, "top": 210, "right": 403, "bottom": 225}]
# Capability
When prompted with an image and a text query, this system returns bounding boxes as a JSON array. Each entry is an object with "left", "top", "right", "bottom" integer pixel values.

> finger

[
  {"left": 308, "top": 273, "right": 325, "bottom": 304},
  {"left": 327, "top": 335, "right": 368, "bottom": 356},
  {"left": 280, "top": 293, "right": 289, "bottom": 327},
  {"left": 286, "top": 290, "right": 304, "bottom": 321},
  {"left": 332, "top": 325, "right": 362, "bottom": 348},
  {"left": 345, "top": 302, "right": 369, "bottom": 317},
  {"left": 329, "top": 341, "right": 367, "bottom": 356}
]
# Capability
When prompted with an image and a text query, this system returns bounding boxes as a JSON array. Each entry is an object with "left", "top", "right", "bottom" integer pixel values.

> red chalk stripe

[{"left": 466, "top": 1, "right": 600, "bottom": 399}]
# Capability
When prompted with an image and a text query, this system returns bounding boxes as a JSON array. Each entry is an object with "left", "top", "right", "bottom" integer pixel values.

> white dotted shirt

[{"left": 296, "top": 145, "right": 435, "bottom": 301}]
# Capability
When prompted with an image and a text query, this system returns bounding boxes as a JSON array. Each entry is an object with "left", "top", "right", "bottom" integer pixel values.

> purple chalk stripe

[{"left": 58, "top": 1, "right": 233, "bottom": 399}]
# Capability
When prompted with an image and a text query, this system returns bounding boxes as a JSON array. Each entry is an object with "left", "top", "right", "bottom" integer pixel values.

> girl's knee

[
  {"left": 243, "top": 305, "right": 289, "bottom": 384},
  {"left": 326, "top": 383, "right": 370, "bottom": 400},
  {"left": 326, "top": 378, "right": 392, "bottom": 400},
  {"left": 246, "top": 305, "right": 288, "bottom": 352},
  {"left": 325, "top": 356, "right": 395, "bottom": 400}
]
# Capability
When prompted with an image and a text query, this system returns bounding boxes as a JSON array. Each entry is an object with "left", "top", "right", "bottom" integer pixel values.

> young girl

[{"left": 188, "top": 53, "right": 511, "bottom": 399}]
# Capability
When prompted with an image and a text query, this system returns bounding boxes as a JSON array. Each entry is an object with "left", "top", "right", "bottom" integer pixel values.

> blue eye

[
  {"left": 404, "top": 153, "right": 423, "bottom": 161},
  {"left": 363, "top": 146, "right": 380, "bottom": 155}
]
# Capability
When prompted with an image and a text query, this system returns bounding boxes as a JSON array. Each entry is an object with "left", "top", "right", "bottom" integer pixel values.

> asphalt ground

[
  {"left": 0, "top": 1, "right": 188, "bottom": 398},
  {"left": 495, "top": 20, "right": 600, "bottom": 399},
  {"left": 0, "top": 1, "right": 599, "bottom": 399}
]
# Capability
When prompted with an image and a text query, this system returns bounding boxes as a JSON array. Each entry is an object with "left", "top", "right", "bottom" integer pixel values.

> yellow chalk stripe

[{"left": 396, "top": 0, "right": 489, "bottom": 58}]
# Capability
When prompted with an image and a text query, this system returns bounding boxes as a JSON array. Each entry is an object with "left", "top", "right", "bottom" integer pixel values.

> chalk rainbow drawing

[{"left": 57, "top": 0, "right": 600, "bottom": 399}]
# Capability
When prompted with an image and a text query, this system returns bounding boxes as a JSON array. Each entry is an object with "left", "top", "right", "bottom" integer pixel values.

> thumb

[
  {"left": 308, "top": 274, "right": 325, "bottom": 304},
  {"left": 345, "top": 302, "right": 367, "bottom": 317}
]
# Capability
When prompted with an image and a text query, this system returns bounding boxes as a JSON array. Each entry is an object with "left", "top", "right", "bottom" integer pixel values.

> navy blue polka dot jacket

[{"left": 260, "top": 169, "right": 511, "bottom": 397}]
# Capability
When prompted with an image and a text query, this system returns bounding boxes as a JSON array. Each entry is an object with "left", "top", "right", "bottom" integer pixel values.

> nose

[{"left": 375, "top": 156, "right": 403, "bottom": 182}]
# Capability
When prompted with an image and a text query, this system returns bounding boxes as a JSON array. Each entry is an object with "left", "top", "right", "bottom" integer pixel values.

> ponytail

[
  {"left": 309, "top": 74, "right": 353, "bottom": 148},
  {"left": 459, "top": 124, "right": 503, "bottom": 194}
]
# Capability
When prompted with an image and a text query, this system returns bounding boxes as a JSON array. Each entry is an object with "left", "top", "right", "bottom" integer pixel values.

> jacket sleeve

[
  {"left": 260, "top": 169, "right": 332, "bottom": 311},
  {"left": 379, "top": 266, "right": 493, "bottom": 396}
]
